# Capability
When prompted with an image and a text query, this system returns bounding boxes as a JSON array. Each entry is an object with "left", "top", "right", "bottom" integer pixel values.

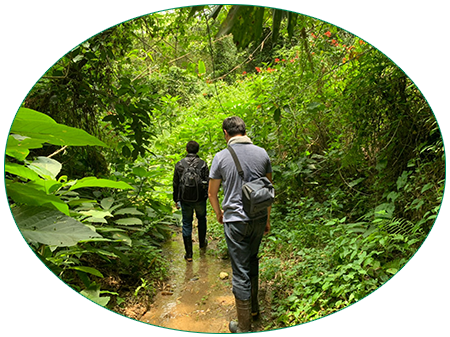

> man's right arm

[{"left": 208, "top": 178, "right": 223, "bottom": 224}]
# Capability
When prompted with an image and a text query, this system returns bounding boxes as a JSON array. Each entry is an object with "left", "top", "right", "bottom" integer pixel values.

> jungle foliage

[{"left": 6, "top": 5, "right": 444, "bottom": 329}]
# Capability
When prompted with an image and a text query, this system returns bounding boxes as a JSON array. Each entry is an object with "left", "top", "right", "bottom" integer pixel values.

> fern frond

[{"left": 380, "top": 217, "right": 422, "bottom": 236}]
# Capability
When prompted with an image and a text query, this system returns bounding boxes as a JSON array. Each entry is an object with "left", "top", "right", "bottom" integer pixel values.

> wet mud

[{"left": 140, "top": 227, "right": 236, "bottom": 333}]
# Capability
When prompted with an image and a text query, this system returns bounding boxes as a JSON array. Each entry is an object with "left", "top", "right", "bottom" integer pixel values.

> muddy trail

[
  {"left": 138, "top": 226, "right": 269, "bottom": 333},
  {"left": 140, "top": 226, "right": 234, "bottom": 333}
]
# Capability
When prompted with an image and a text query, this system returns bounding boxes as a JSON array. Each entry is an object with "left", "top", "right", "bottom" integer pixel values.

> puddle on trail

[{"left": 140, "top": 226, "right": 235, "bottom": 333}]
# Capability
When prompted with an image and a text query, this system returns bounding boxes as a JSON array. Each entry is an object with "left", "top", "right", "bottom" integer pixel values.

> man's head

[
  {"left": 222, "top": 116, "right": 246, "bottom": 138},
  {"left": 186, "top": 140, "right": 200, "bottom": 154}
]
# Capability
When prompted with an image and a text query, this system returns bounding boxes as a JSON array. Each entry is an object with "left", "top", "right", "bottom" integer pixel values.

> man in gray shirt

[{"left": 209, "top": 116, "right": 273, "bottom": 333}]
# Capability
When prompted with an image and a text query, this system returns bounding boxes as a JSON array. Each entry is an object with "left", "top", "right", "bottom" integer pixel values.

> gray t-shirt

[{"left": 209, "top": 143, "right": 272, "bottom": 222}]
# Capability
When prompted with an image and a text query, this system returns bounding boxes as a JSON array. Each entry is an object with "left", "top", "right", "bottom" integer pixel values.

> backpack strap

[
  {"left": 227, "top": 146, "right": 245, "bottom": 181},
  {"left": 180, "top": 158, "right": 190, "bottom": 169},
  {"left": 192, "top": 157, "right": 202, "bottom": 170},
  {"left": 182, "top": 157, "right": 202, "bottom": 169}
]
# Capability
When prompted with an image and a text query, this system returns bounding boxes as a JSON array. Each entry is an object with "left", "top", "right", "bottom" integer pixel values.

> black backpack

[{"left": 179, "top": 158, "right": 203, "bottom": 202}]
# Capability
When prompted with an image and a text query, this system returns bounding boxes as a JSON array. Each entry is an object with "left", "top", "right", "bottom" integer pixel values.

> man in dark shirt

[
  {"left": 173, "top": 140, "right": 209, "bottom": 262},
  {"left": 209, "top": 117, "right": 273, "bottom": 333}
]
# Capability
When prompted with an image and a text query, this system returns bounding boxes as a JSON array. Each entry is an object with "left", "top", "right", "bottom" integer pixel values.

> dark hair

[
  {"left": 222, "top": 116, "right": 246, "bottom": 137},
  {"left": 186, "top": 140, "right": 200, "bottom": 154}
]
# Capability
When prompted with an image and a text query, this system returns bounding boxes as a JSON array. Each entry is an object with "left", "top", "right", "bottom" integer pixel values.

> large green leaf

[
  {"left": 115, "top": 217, "right": 143, "bottom": 226},
  {"left": 115, "top": 218, "right": 142, "bottom": 226},
  {"left": 96, "top": 227, "right": 127, "bottom": 233},
  {"left": 112, "top": 232, "right": 132, "bottom": 246},
  {"left": 9, "top": 134, "right": 46, "bottom": 149},
  {"left": 12, "top": 206, "right": 102, "bottom": 247},
  {"left": 84, "top": 217, "right": 108, "bottom": 224},
  {"left": 27, "top": 156, "right": 62, "bottom": 180},
  {"left": 198, "top": 60, "right": 206, "bottom": 75},
  {"left": 374, "top": 203, "right": 395, "bottom": 219},
  {"left": 307, "top": 102, "right": 325, "bottom": 113},
  {"left": 67, "top": 198, "right": 96, "bottom": 207},
  {"left": 114, "top": 207, "right": 144, "bottom": 215},
  {"left": 5, "top": 276, "right": 19, "bottom": 333},
  {"left": 70, "top": 266, "right": 104, "bottom": 278},
  {"left": 5, "top": 241, "right": 61, "bottom": 288},
  {"left": 100, "top": 197, "right": 115, "bottom": 210},
  {"left": 69, "top": 177, "right": 134, "bottom": 191},
  {"left": 5, "top": 162, "right": 40, "bottom": 181},
  {"left": 5, "top": 135, "right": 31, "bottom": 161},
  {"left": 10, "top": 108, "right": 107, "bottom": 148},
  {"left": 5, "top": 99, "right": 57, "bottom": 124},
  {"left": 79, "top": 209, "right": 113, "bottom": 218},
  {"left": 396, "top": 171, "right": 409, "bottom": 190},
  {"left": 27, "top": 179, "right": 63, "bottom": 194},
  {"left": 5, "top": 99, "right": 106, "bottom": 146},
  {"left": 6, "top": 180, "right": 69, "bottom": 215},
  {"left": 132, "top": 167, "right": 149, "bottom": 177},
  {"left": 349, "top": 177, "right": 365, "bottom": 188},
  {"left": 274, "top": 108, "right": 281, "bottom": 123}
]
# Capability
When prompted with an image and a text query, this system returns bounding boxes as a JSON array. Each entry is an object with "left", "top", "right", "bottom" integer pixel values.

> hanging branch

[
  {"left": 203, "top": 9, "right": 227, "bottom": 114},
  {"left": 300, "top": 26, "right": 315, "bottom": 74}
]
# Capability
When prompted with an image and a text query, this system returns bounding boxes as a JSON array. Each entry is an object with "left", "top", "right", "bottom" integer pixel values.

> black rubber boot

[
  {"left": 251, "top": 276, "right": 260, "bottom": 320},
  {"left": 183, "top": 236, "right": 193, "bottom": 262},
  {"left": 229, "top": 298, "right": 251, "bottom": 333}
]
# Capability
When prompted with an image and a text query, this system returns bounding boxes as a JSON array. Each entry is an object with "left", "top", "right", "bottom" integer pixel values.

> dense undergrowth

[
  {"left": 5, "top": 5, "right": 444, "bottom": 330},
  {"left": 259, "top": 198, "right": 436, "bottom": 327}
]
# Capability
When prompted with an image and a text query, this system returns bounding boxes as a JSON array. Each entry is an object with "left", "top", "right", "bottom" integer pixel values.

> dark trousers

[
  {"left": 181, "top": 200, "right": 207, "bottom": 237},
  {"left": 224, "top": 216, "right": 267, "bottom": 301}
]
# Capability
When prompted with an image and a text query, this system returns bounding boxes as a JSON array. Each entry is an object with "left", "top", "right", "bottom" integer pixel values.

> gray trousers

[{"left": 224, "top": 216, "right": 267, "bottom": 301}]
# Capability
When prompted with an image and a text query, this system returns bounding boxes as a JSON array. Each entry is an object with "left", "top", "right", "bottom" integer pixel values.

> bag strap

[{"left": 227, "top": 146, "right": 245, "bottom": 181}]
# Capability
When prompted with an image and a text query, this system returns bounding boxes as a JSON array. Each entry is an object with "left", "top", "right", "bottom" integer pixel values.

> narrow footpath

[{"left": 139, "top": 226, "right": 236, "bottom": 333}]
